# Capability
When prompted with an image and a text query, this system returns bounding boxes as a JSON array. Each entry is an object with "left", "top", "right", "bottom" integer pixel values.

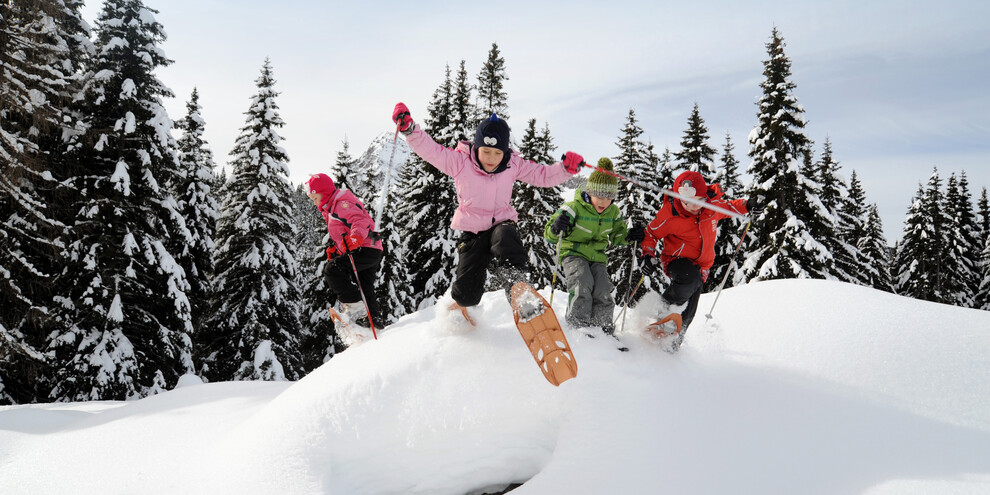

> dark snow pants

[
  {"left": 452, "top": 221, "right": 530, "bottom": 307},
  {"left": 325, "top": 247, "right": 383, "bottom": 325},
  {"left": 662, "top": 257, "right": 703, "bottom": 332}
]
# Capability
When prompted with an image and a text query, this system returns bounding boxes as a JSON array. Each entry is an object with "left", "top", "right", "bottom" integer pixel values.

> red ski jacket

[{"left": 640, "top": 185, "right": 748, "bottom": 281}]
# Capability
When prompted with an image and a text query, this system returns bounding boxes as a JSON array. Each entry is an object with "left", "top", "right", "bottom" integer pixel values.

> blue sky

[{"left": 82, "top": 0, "right": 990, "bottom": 243}]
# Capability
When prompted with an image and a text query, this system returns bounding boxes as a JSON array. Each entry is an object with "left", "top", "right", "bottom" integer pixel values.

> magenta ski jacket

[
  {"left": 317, "top": 188, "right": 384, "bottom": 252},
  {"left": 405, "top": 125, "right": 576, "bottom": 234}
]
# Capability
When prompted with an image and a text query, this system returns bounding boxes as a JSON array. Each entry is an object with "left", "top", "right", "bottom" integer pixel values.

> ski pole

[
  {"left": 549, "top": 236, "right": 563, "bottom": 304},
  {"left": 619, "top": 241, "right": 638, "bottom": 333},
  {"left": 704, "top": 221, "right": 750, "bottom": 320},
  {"left": 614, "top": 275, "right": 645, "bottom": 326},
  {"left": 571, "top": 160, "right": 748, "bottom": 221},
  {"left": 373, "top": 122, "right": 402, "bottom": 227},
  {"left": 341, "top": 237, "right": 378, "bottom": 340}
]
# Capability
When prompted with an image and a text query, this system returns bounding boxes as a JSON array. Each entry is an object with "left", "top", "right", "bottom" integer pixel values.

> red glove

[
  {"left": 326, "top": 245, "right": 338, "bottom": 260},
  {"left": 392, "top": 102, "right": 414, "bottom": 133},
  {"left": 561, "top": 151, "right": 584, "bottom": 174},
  {"left": 343, "top": 233, "right": 365, "bottom": 253}
]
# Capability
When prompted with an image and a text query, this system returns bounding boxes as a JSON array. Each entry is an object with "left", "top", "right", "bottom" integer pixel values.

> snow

[{"left": 2, "top": 279, "right": 990, "bottom": 494}]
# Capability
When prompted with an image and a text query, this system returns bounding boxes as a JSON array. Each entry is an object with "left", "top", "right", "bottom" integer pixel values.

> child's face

[
  {"left": 681, "top": 196, "right": 706, "bottom": 215},
  {"left": 477, "top": 146, "right": 504, "bottom": 172},
  {"left": 589, "top": 194, "right": 612, "bottom": 213},
  {"left": 307, "top": 192, "right": 323, "bottom": 207}
]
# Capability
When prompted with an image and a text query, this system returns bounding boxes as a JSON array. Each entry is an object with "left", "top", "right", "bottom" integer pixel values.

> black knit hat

[{"left": 473, "top": 114, "right": 511, "bottom": 171}]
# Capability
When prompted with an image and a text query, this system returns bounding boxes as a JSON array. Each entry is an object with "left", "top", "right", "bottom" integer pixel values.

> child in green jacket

[{"left": 545, "top": 158, "right": 645, "bottom": 335}]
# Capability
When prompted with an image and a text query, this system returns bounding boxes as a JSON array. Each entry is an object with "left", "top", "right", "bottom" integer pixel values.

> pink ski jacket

[
  {"left": 317, "top": 188, "right": 383, "bottom": 252},
  {"left": 405, "top": 125, "right": 575, "bottom": 233}
]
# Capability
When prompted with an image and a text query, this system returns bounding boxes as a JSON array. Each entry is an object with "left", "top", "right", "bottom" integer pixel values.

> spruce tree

[
  {"left": 391, "top": 67, "right": 460, "bottom": 312},
  {"left": 708, "top": 133, "right": 746, "bottom": 292},
  {"left": 840, "top": 171, "right": 874, "bottom": 286},
  {"left": 51, "top": 0, "right": 193, "bottom": 401},
  {"left": 0, "top": 0, "right": 77, "bottom": 403},
  {"left": 515, "top": 118, "right": 560, "bottom": 291},
  {"left": 173, "top": 88, "right": 219, "bottom": 336},
  {"left": 741, "top": 28, "right": 831, "bottom": 282},
  {"left": 327, "top": 139, "right": 357, "bottom": 192},
  {"left": 200, "top": 59, "right": 302, "bottom": 382},
  {"left": 894, "top": 170, "right": 950, "bottom": 302},
  {"left": 611, "top": 109, "right": 663, "bottom": 304},
  {"left": 860, "top": 204, "right": 894, "bottom": 292},
  {"left": 291, "top": 184, "right": 340, "bottom": 371},
  {"left": 451, "top": 60, "right": 475, "bottom": 143},
  {"left": 474, "top": 43, "right": 509, "bottom": 122},
  {"left": 976, "top": 188, "right": 990, "bottom": 310},
  {"left": 943, "top": 172, "right": 980, "bottom": 307},
  {"left": 817, "top": 139, "right": 858, "bottom": 284},
  {"left": 673, "top": 103, "right": 718, "bottom": 181}
]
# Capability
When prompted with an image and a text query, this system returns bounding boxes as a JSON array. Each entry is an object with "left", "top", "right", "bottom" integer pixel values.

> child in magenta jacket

[
  {"left": 392, "top": 102, "right": 583, "bottom": 321},
  {"left": 306, "top": 173, "right": 383, "bottom": 329}
]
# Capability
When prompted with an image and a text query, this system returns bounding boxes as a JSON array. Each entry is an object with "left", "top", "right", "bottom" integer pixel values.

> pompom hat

[
  {"left": 473, "top": 113, "right": 512, "bottom": 171},
  {"left": 585, "top": 157, "right": 619, "bottom": 200},
  {"left": 306, "top": 173, "right": 335, "bottom": 196}
]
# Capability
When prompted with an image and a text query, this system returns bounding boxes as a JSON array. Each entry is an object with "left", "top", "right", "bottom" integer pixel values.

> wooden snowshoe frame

[
  {"left": 646, "top": 313, "right": 683, "bottom": 339},
  {"left": 510, "top": 282, "right": 578, "bottom": 386}
]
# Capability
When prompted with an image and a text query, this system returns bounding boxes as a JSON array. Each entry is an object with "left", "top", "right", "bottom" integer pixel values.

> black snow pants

[
  {"left": 663, "top": 257, "right": 704, "bottom": 332},
  {"left": 325, "top": 247, "right": 383, "bottom": 325},
  {"left": 452, "top": 221, "right": 530, "bottom": 307}
]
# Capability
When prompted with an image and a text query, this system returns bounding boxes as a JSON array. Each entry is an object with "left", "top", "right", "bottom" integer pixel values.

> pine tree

[
  {"left": 327, "top": 139, "right": 357, "bottom": 192},
  {"left": 291, "top": 184, "right": 340, "bottom": 371},
  {"left": 515, "top": 118, "right": 560, "bottom": 291},
  {"left": 894, "top": 170, "right": 950, "bottom": 302},
  {"left": 943, "top": 172, "right": 981, "bottom": 307},
  {"left": 859, "top": 204, "right": 894, "bottom": 292},
  {"left": 200, "top": 59, "right": 302, "bottom": 382},
  {"left": 707, "top": 133, "right": 746, "bottom": 292},
  {"left": 0, "top": 0, "right": 78, "bottom": 403},
  {"left": 450, "top": 60, "right": 475, "bottom": 143},
  {"left": 173, "top": 88, "right": 219, "bottom": 337},
  {"left": 976, "top": 188, "right": 990, "bottom": 310},
  {"left": 51, "top": 0, "right": 193, "bottom": 401},
  {"left": 840, "top": 171, "right": 874, "bottom": 287},
  {"left": 474, "top": 43, "right": 509, "bottom": 122},
  {"left": 673, "top": 103, "right": 718, "bottom": 181},
  {"left": 741, "top": 28, "right": 831, "bottom": 282},
  {"left": 816, "top": 138, "right": 858, "bottom": 284},
  {"left": 390, "top": 67, "right": 461, "bottom": 313},
  {"left": 611, "top": 109, "right": 663, "bottom": 304}
]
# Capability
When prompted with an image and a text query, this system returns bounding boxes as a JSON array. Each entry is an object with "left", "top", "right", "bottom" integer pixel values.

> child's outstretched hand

[
  {"left": 627, "top": 223, "right": 645, "bottom": 242},
  {"left": 550, "top": 212, "right": 574, "bottom": 237},
  {"left": 561, "top": 152, "right": 585, "bottom": 174},
  {"left": 392, "top": 102, "right": 414, "bottom": 134}
]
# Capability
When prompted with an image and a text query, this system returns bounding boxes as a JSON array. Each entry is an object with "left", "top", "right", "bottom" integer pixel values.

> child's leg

[
  {"left": 451, "top": 230, "right": 493, "bottom": 307},
  {"left": 490, "top": 222, "right": 530, "bottom": 299},
  {"left": 325, "top": 257, "right": 361, "bottom": 305},
  {"left": 589, "top": 261, "right": 616, "bottom": 327},
  {"left": 561, "top": 256, "right": 594, "bottom": 327},
  {"left": 662, "top": 258, "right": 703, "bottom": 306},
  {"left": 352, "top": 248, "right": 384, "bottom": 325}
]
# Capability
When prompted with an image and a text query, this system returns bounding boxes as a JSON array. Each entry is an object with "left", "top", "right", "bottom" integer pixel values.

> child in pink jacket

[
  {"left": 306, "top": 173, "right": 383, "bottom": 330},
  {"left": 392, "top": 102, "right": 583, "bottom": 321}
]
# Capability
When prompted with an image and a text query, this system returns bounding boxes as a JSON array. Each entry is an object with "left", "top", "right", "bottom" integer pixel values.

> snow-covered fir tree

[
  {"left": 474, "top": 43, "right": 509, "bottom": 122},
  {"left": 741, "top": 28, "right": 832, "bottom": 282},
  {"left": 840, "top": 171, "right": 876, "bottom": 287},
  {"left": 943, "top": 172, "right": 981, "bottom": 307},
  {"left": 816, "top": 138, "right": 858, "bottom": 284},
  {"left": 172, "top": 88, "right": 219, "bottom": 335},
  {"left": 673, "top": 103, "right": 718, "bottom": 181},
  {"left": 859, "top": 204, "right": 894, "bottom": 292},
  {"left": 449, "top": 60, "right": 475, "bottom": 143},
  {"left": 514, "top": 118, "right": 560, "bottom": 291},
  {"left": 290, "top": 184, "right": 341, "bottom": 371},
  {"left": 0, "top": 0, "right": 79, "bottom": 404},
  {"left": 610, "top": 109, "right": 663, "bottom": 304},
  {"left": 200, "top": 59, "right": 302, "bottom": 382},
  {"left": 326, "top": 139, "right": 357, "bottom": 192},
  {"left": 976, "top": 188, "right": 990, "bottom": 310},
  {"left": 51, "top": 0, "right": 193, "bottom": 401},
  {"left": 894, "top": 170, "right": 951, "bottom": 303},
  {"left": 390, "top": 66, "right": 461, "bottom": 313},
  {"left": 707, "top": 133, "right": 747, "bottom": 292}
]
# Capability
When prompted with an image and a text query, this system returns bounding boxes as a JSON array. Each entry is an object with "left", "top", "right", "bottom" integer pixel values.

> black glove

[
  {"left": 627, "top": 223, "right": 645, "bottom": 242},
  {"left": 641, "top": 256, "right": 659, "bottom": 277},
  {"left": 746, "top": 197, "right": 764, "bottom": 216},
  {"left": 550, "top": 212, "right": 573, "bottom": 237}
]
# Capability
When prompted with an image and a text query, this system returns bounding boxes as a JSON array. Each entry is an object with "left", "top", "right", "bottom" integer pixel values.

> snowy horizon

[{"left": 3, "top": 279, "right": 989, "bottom": 494}]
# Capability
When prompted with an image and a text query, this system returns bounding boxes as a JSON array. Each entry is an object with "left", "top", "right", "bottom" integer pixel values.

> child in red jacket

[{"left": 640, "top": 170, "right": 760, "bottom": 351}]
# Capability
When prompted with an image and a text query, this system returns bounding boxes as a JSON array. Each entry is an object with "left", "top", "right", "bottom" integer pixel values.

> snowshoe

[{"left": 510, "top": 282, "right": 578, "bottom": 386}]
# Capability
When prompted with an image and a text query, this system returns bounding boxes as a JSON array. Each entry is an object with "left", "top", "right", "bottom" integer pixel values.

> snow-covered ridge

[{"left": 2, "top": 279, "right": 989, "bottom": 494}]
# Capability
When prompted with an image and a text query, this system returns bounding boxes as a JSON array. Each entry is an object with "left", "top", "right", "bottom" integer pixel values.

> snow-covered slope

[{"left": 2, "top": 280, "right": 990, "bottom": 495}]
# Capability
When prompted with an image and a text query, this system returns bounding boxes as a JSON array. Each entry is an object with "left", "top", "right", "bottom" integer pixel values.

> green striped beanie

[{"left": 585, "top": 157, "right": 619, "bottom": 200}]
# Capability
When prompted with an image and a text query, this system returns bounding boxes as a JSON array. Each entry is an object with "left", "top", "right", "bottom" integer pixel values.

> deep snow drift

[{"left": 2, "top": 279, "right": 990, "bottom": 495}]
